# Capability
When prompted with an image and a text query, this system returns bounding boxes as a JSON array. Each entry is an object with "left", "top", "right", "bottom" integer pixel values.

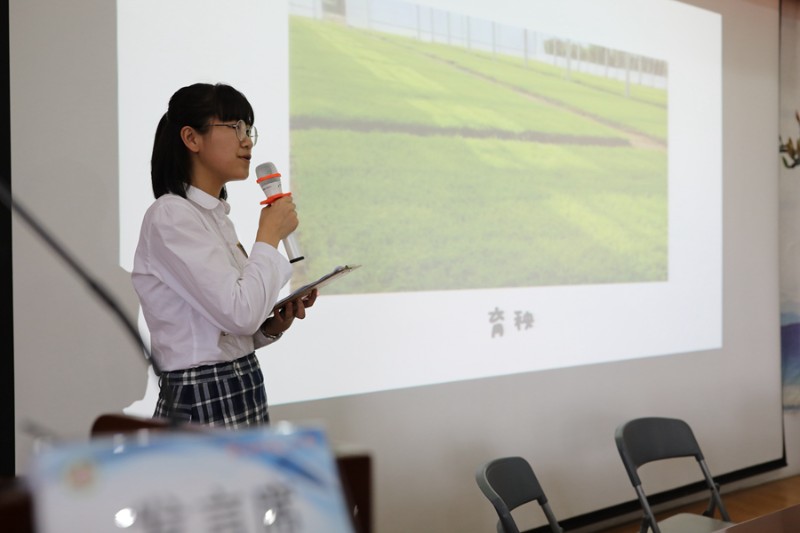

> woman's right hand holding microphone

[{"left": 256, "top": 196, "right": 298, "bottom": 249}]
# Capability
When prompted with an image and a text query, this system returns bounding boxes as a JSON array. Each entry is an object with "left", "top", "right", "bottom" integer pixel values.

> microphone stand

[{"left": 0, "top": 178, "right": 180, "bottom": 427}]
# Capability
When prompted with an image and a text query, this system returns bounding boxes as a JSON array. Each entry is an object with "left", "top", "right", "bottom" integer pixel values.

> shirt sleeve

[
  {"left": 140, "top": 199, "right": 292, "bottom": 336},
  {"left": 253, "top": 328, "right": 282, "bottom": 350}
]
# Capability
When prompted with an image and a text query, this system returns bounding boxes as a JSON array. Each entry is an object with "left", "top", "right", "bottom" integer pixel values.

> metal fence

[{"left": 289, "top": 0, "right": 668, "bottom": 91}]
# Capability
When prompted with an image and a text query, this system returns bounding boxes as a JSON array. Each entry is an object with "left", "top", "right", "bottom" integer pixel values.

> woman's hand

[
  {"left": 256, "top": 196, "right": 298, "bottom": 248},
  {"left": 260, "top": 289, "right": 318, "bottom": 336}
]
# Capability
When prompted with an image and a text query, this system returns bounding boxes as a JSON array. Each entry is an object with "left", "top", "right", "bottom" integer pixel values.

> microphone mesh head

[{"left": 256, "top": 162, "right": 278, "bottom": 178}]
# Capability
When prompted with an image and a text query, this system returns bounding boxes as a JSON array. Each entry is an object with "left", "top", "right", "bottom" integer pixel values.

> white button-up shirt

[{"left": 132, "top": 186, "right": 292, "bottom": 371}]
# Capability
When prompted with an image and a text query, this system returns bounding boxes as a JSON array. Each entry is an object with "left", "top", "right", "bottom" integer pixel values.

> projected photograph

[{"left": 289, "top": 0, "right": 669, "bottom": 294}]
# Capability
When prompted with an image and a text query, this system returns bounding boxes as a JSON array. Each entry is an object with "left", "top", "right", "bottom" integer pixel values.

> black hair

[{"left": 150, "top": 83, "right": 255, "bottom": 199}]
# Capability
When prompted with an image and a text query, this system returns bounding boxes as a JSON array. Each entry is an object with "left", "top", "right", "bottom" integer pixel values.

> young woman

[{"left": 132, "top": 82, "right": 315, "bottom": 427}]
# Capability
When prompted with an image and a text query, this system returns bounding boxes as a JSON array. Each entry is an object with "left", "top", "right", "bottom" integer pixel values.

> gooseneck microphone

[
  {"left": 0, "top": 178, "right": 180, "bottom": 427},
  {"left": 256, "top": 162, "right": 305, "bottom": 263}
]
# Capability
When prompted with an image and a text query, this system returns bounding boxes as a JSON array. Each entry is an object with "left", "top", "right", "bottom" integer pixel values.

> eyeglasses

[{"left": 208, "top": 119, "right": 258, "bottom": 146}]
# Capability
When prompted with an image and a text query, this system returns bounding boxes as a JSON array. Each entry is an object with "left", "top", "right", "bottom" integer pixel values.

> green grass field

[
  {"left": 381, "top": 35, "right": 668, "bottom": 141},
  {"left": 291, "top": 18, "right": 627, "bottom": 139},
  {"left": 288, "top": 16, "right": 668, "bottom": 294}
]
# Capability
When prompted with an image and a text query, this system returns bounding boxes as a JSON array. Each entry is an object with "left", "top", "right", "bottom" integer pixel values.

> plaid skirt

[{"left": 153, "top": 352, "right": 270, "bottom": 428}]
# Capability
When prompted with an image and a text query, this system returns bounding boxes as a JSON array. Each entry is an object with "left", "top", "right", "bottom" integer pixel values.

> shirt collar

[{"left": 186, "top": 185, "right": 231, "bottom": 215}]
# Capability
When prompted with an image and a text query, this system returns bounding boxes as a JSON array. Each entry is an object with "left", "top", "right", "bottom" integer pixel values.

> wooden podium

[{"left": 0, "top": 414, "right": 372, "bottom": 533}]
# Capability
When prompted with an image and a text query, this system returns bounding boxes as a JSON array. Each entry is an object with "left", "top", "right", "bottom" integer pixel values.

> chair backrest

[
  {"left": 615, "top": 417, "right": 730, "bottom": 532},
  {"left": 616, "top": 417, "right": 703, "bottom": 486},
  {"left": 475, "top": 456, "right": 563, "bottom": 533}
]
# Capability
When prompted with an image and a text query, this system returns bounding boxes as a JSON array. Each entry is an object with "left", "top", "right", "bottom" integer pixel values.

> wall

[{"left": 7, "top": 1, "right": 791, "bottom": 532}]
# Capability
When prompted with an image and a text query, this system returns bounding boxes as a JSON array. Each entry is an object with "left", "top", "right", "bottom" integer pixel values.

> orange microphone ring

[
  {"left": 260, "top": 192, "right": 292, "bottom": 205},
  {"left": 256, "top": 173, "right": 281, "bottom": 183}
]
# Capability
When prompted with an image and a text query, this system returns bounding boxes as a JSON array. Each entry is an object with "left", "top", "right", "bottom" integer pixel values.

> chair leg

[{"left": 634, "top": 486, "right": 661, "bottom": 533}]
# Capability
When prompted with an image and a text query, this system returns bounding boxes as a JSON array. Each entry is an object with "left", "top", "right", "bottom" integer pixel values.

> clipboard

[{"left": 272, "top": 264, "right": 361, "bottom": 312}]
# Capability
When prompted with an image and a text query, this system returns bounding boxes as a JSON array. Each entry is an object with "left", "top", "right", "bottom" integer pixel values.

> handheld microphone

[{"left": 256, "top": 162, "right": 305, "bottom": 263}]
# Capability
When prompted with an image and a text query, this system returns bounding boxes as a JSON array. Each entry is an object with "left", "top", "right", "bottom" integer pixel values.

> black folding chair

[
  {"left": 475, "top": 456, "right": 563, "bottom": 533},
  {"left": 615, "top": 417, "right": 733, "bottom": 533}
]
